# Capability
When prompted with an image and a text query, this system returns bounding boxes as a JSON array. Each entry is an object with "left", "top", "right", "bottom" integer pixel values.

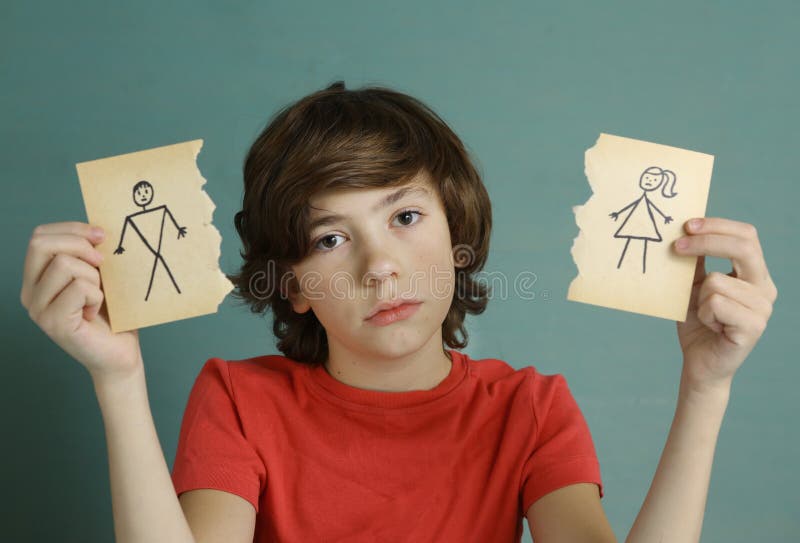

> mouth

[
  {"left": 364, "top": 298, "right": 423, "bottom": 320},
  {"left": 364, "top": 301, "right": 423, "bottom": 326}
]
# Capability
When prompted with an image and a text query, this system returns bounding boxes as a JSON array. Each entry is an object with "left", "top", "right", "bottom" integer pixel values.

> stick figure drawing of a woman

[{"left": 609, "top": 166, "right": 677, "bottom": 274}]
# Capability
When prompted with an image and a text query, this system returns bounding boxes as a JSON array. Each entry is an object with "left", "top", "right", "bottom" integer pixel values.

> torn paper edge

[
  {"left": 566, "top": 134, "right": 601, "bottom": 298},
  {"left": 190, "top": 139, "right": 235, "bottom": 310}
]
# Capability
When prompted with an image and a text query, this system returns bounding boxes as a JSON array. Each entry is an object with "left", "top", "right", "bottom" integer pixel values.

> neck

[{"left": 323, "top": 333, "right": 452, "bottom": 392}]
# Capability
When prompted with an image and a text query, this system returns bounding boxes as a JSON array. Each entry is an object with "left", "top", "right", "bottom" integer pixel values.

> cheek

[
  {"left": 415, "top": 244, "right": 456, "bottom": 299},
  {"left": 414, "top": 231, "right": 453, "bottom": 266},
  {"left": 299, "top": 267, "right": 358, "bottom": 316}
]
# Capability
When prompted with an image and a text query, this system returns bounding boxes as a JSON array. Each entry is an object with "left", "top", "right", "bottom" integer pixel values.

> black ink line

[
  {"left": 113, "top": 181, "right": 188, "bottom": 301},
  {"left": 609, "top": 166, "right": 677, "bottom": 274}
]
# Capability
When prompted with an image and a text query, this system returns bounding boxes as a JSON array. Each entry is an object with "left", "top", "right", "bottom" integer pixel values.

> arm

[
  {"left": 524, "top": 373, "right": 617, "bottom": 542},
  {"left": 527, "top": 484, "right": 617, "bottom": 542},
  {"left": 525, "top": 375, "right": 728, "bottom": 543},
  {"left": 624, "top": 375, "right": 729, "bottom": 542},
  {"left": 528, "top": 217, "right": 776, "bottom": 542},
  {"left": 180, "top": 490, "right": 256, "bottom": 542},
  {"left": 625, "top": 217, "right": 774, "bottom": 542},
  {"left": 93, "top": 367, "right": 255, "bottom": 543},
  {"left": 20, "top": 221, "right": 247, "bottom": 542},
  {"left": 93, "top": 366, "right": 197, "bottom": 543}
]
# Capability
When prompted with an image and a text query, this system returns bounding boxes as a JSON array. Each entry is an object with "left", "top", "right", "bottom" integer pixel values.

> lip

[
  {"left": 365, "top": 298, "right": 422, "bottom": 320},
  {"left": 365, "top": 301, "right": 423, "bottom": 326}
]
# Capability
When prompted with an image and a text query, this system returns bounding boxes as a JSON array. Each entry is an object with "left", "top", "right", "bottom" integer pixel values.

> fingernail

[
  {"left": 688, "top": 218, "right": 703, "bottom": 231},
  {"left": 91, "top": 227, "right": 105, "bottom": 239},
  {"left": 675, "top": 237, "right": 689, "bottom": 249}
]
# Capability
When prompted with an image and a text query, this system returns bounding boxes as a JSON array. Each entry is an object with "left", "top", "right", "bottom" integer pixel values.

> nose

[{"left": 359, "top": 238, "right": 401, "bottom": 293}]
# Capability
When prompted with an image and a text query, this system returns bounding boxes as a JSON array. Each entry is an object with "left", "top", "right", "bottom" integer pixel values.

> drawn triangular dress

[{"left": 614, "top": 193, "right": 661, "bottom": 241}]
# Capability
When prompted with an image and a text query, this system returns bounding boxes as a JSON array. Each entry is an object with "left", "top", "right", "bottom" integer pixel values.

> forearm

[
  {"left": 625, "top": 370, "right": 731, "bottom": 543},
  {"left": 93, "top": 365, "right": 195, "bottom": 543}
]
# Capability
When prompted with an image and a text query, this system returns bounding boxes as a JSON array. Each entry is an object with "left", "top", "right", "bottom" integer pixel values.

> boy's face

[{"left": 288, "top": 171, "right": 457, "bottom": 360}]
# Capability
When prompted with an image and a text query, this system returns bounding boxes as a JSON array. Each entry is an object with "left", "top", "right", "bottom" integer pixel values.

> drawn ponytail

[{"left": 661, "top": 169, "right": 677, "bottom": 198}]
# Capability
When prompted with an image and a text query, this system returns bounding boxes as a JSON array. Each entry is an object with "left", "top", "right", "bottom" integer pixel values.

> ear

[
  {"left": 290, "top": 294, "right": 311, "bottom": 314},
  {"left": 284, "top": 275, "right": 312, "bottom": 314}
]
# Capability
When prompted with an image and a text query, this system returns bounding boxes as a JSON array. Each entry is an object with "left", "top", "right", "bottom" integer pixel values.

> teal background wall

[{"left": 3, "top": 1, "right": 797, "bottom": 541}]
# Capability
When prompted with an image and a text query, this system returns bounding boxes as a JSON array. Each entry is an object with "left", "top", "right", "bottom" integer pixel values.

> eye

[
  {"left": 311, "top": 209, "right": 423, "bottom": 253},
  {"left": 393, "top": 209, "right": 422, "bottom": 227},
  {"left": 314, "top": 234, "right": 345, "bottom": 251}
]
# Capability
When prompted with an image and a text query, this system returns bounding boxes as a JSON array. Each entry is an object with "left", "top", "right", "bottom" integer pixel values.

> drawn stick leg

[
  {"left": 158, "top": 254, "right": 182, "bottom": 294},
  {"left": 144, "top": 254, "right": 182, "bottom": 301},
  {"left": 145, "top": 253, "right": 159, "bottom": 301},
  {"left": 642, "top": 240, "right": 648, "bottom": 274},
  {"left": 617, "top": 238, "right": 631, "bottom": 269}
]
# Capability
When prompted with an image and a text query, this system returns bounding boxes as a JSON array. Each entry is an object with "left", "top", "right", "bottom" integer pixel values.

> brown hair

[{"left": 226, "top": 81, "right": 492, "bottom": 365}]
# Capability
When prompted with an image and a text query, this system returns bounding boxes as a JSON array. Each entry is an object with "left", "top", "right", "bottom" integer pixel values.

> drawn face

[
  {"left": 288, "top": 171, "right": 456, "bottom": 361},
  {"left": 639, "top": 172, "right": 662, "bottom": 192},
  {"left": 134, "top": 182, "right": 154, "bottom": 206}
]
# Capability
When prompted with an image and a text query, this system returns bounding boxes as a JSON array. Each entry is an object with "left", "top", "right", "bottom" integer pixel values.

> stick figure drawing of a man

[
  {"left": 609, "top": 166, "right": 677, "bottom": 274},
  {"left": 114, "top": 180, "right": 187, "bottom": 301}
]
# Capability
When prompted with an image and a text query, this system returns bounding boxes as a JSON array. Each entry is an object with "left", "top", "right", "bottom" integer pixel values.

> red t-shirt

[{"left": 170, "top": 349, "right": 603, "bottom": 542}]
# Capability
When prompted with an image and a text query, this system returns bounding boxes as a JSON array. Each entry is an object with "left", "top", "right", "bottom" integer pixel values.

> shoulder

[
  {"left": 199, "top": 352, "right": 305, "bottom": 376},
  {"left": 463, "top": 352, "right": 570, "bottom": 398},
  {"left": 460, "top": 352, "right": 580, "bottom": 423},
  {"left": 191, "top": 353, "right": 310, "bottom": 399}
]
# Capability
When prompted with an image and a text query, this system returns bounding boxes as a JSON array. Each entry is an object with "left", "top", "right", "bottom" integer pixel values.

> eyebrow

[{"left": 308, "top": 185, "right": 432, "bottom": 232}]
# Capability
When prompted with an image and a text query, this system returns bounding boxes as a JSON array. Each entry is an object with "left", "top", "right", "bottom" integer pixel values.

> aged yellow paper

[
  {"left": 567, "top": 133, "right": 714, "bottom": 321},
  {"left": 76, "top": 140, "right": 233, "bottom": 332}
]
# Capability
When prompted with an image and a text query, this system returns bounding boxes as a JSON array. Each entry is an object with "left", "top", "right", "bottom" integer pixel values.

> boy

[{"left": 21, "top": 81, "right": 778, "bottom": 542}]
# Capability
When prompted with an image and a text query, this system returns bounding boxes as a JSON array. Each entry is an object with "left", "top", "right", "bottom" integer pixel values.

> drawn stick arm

[
  {"left": 614, "top": 200, "right": 638, "bottom": 215},
  {"left": 165, "top": 207, "right": 180, "bottom": 230},
  {"left": 610, "top": 200, "right": 637, "bottom": 219},
  {"left": 648, "top": 200, "right": 671, "bottom": 221},
  {"left": 165, "top": 207, "right": 187, "bottom": 238},
  {"left": 115, "top": 217, "right": 130, "bottom": 250}
]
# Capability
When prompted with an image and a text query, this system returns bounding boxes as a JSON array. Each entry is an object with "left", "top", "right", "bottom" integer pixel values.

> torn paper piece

[
  {"left": 76, "top": 139, "right": 233, "bottom": 333},
  {"left": 567, "top": 133, "right": 714, "bottom": 321}
]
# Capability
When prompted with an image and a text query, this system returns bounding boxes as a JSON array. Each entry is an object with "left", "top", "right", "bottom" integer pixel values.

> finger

[
  {"left": 682, "top": 217, "right": 773, "bottom": 288},
  {"left": 38, "top": 277, "right": 104, "bottom": 338},
  {"left": 690, "top": 255, "right": 707, "bottom": 286},
  {"left": 22, "top": 230, "right": 105, "bottom": 306},
  {"left": 26, "top": 254, "right": 102, "bottom": 320},
  {"left": 26, "top": 223, "right": 106, "bottom": 271},
  {"left": 673, "top": 233, "right": 768, "bottom": 287},
  {"left": 683, "top": 217, "right": 759, "bottom": 239},
  {"left": 697, "top": 271, "right": 774, "bottom": 320},
  {"left": 696, "top": 290, "right": 767, "bottom": 346},
  {"left": 29, "top": 223, "right": 106, "bottom": 254},
  {"left": 83, "top": 295, "right": 104, "bottom": 322}
]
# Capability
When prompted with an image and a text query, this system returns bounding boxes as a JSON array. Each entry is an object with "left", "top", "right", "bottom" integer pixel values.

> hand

[
  {"left": 664, "top": 216, "right": 673, "bottom": 224},
  {"left": 673, "top": 218, "right": 777, "bottom": 392},
  {"left": 20, "top": 222, "right": 143, "bottom": 383},
  {"left": 114, "top": 246, "right": 125, "bottom": 254},
  {"left": 609, "top": 211, "right": 619, "bottom": 221},
  {"left": 177, "top": 226, "right": 187, "bottom": 238}
]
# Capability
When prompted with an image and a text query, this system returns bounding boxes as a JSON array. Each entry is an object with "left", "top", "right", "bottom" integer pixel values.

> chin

[{"left": 360, "top": 332, "right": 431, "bottom": 359}]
